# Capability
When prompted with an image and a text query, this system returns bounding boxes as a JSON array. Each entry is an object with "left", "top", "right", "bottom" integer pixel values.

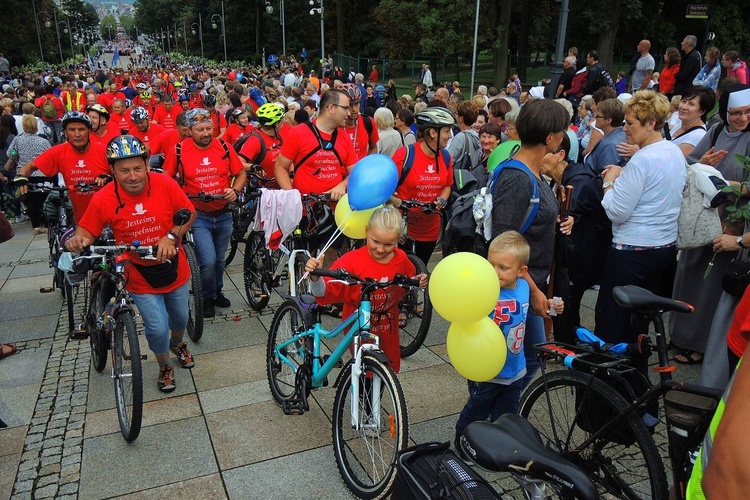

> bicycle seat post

[{"left": 651, "top": 312, "right": 672, "bottom": 381}]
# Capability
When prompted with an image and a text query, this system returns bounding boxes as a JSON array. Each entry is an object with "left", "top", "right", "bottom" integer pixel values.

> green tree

[{"left": 100, "top": 15, "right": 116, "bottom": 42}]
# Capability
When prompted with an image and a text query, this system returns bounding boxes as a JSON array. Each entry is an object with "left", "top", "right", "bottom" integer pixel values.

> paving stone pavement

[{"left": 0, "top": 221, "right": 705, "bottom": 499}]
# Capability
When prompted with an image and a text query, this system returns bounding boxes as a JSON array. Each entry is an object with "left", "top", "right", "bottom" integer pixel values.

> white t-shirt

[{"left": 670, "top": 120, "right": 707, "bottom": 148}]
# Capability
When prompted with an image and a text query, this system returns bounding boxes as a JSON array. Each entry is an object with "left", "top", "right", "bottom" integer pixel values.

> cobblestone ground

[{"left": 11, "top": 287, "right": 89, "bottom": 500}]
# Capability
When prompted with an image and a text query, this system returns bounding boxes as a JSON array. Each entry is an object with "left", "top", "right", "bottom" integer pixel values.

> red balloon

[{"left": 228, "top": 71, "right": 237, "bottom": 80}]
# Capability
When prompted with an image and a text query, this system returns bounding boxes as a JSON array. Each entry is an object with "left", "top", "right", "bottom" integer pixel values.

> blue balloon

[
  {"left": 268, "top": 54, "right": 278, "bottom": 65},
  {"left": 347, "top": 154, "right": 399, "bottom": 210}
]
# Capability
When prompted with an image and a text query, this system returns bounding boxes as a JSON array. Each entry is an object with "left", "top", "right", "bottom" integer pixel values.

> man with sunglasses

[{"left": 163, "top": 109, "right": 247, "bottom": 318}]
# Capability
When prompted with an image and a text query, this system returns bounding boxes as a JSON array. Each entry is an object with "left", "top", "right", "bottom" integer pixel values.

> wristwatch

[
  {"left": 603, "top": 181, "right": 615, "bottom": 190},
  {"left": 737, "top": 236, "right": 747, "bottom": 249},
  {"left": 166, "top": 231, "right": 179, "bottom": 243}
]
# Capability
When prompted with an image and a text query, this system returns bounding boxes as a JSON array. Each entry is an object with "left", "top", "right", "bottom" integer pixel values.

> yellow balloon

[
  {"left": 428, "top": 252, "right": 500, "bottom": 323},
  {"left": 446, "top": 317, "right": 508, "bottom": 381},
  {"left": 334, "top": 194, "right": 380, "bottom": 239}
]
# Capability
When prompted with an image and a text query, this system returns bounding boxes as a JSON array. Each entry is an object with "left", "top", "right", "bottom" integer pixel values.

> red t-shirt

[
  {"left": 727, "top": 287, "right": 750, "bottom": 357},
  {"left": 35, "top": 94, "right": 65, "bottom": 122},
  {"left": 34, "top": 141, "right": 110, "bottom": 223},
  {"left": 280, "top": 120, "right": 357, "bottom": 195},
  {"left": 393, "top": 144, "right": 453, "bottom": 241},
  {"left": 209, "top": 110, "right": 227, "bottom": 138},
  {"left": 111, "top": 111, "right": 133, "bottom": 133},
  {"left": 152, "top": 105, "right": 179, "bottom": 130},
  {"left": 89, "top": 124, "right": 122, "bottom": 149},
  {"left": 316, "top": 246, "right": 415, "bottom": 373},
  {"left": 343, "top": 116, "right": 380, "bottom": 160},
  {"left": 224, "top": 123, "right": 253, "bottom": 147},
  {"left": 659, "top": 65, "right": 680, "bottom": 95},
  {"left": 150, "top": 129, "right": 181, "bottom": 158},
  {"left": 128, "top": 122, "right": 166, "bottom": 147},
  {"left": 189, "top": 93, "right": 205, "bottom": 110},
  {"left": 238, "top": 128, "right": 285, "bottom": 181},
  {"left": 78, "top": 173, "right": 194, "bottom": 295},
  {"left": 163, "top": 138, "right": 244, "bottom": 212}
]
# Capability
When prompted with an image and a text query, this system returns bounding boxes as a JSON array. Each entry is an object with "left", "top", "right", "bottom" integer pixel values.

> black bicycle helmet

[
  {"left": 302, "top": 201, "right": 333, "bottom": 238},
  {"left": 227, "top": 107, "right": 246, "bottom": 124},
  {"left": 61, "top": 111, "right": 92, "bottom": 129},
  {"left": 415, "top": 107, "right": 458, "bottom": 129},
  {"left": 203, "top": 94, "right": 217, "bottom": 107}
]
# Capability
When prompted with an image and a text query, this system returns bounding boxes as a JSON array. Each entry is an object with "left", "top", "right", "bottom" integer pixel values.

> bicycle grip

[
  {"left": 310, "top": 268, "right": 344, "bottom": 279},
  {"left": 402, "top": 276, "right": 422, "bottom": 288}
]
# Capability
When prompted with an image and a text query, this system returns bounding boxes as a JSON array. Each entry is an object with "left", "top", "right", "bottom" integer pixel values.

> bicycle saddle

[
  {"left": 462, "top": 414, "right": 598, "bottom": 500},
  {"left": 613, "top": 285, "right": 693, "bottom": 313}
]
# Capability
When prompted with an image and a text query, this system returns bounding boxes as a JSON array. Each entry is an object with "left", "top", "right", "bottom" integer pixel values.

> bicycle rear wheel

[
  {"left": 518, "top": 369, "right": 668, "bottom": 499},
  {"left": 332, "top": 355, "right": 408, "bottom": 499},
  {"left": 398, "top": 254, "right": 432, "bottom": 357},
  {"left": 244, "top": 232, "right": 271, "bottom": 311},
  {"left": 267, "top": 300, "right": 310, "bottom": 404},
  {"left": 183, "top": 242, "right": 204, "bottom": 341},
  {"left": 225, "top": 228, "right": 240, "bottom": 266},
  {"left": 113, "top": 312, "right": 143, "bottom": 442}
]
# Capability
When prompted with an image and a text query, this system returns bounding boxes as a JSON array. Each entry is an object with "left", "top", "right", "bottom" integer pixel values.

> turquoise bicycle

[{"left": 267, "top": 268, "right": 417, "bottom": 499}]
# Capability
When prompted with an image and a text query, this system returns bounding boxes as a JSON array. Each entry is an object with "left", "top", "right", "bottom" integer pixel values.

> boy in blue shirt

[{"left": 454, "top": 231, "right": 563, "bottom": 462}]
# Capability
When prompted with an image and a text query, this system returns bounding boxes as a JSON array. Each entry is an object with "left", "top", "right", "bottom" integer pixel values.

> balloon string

[{"left": 297, "top": 211, "right": 351, "bottom": 283}]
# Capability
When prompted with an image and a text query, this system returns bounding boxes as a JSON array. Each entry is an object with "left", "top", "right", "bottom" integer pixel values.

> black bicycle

[
  {"left": 518, "top": 285, "right": 722, "bottom": 499},
  {"left": 33, "top": 180, "right": 99, "bottom": 338},
  {"left": 394, "top": 198, "right": 434, "bottom": 357},
  {"left": 224, "top": 167, "right": 270, "bottom": 266}
]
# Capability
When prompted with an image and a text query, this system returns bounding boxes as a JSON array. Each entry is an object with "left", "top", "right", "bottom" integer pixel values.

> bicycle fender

[
  {"left": 278, "top": 294, "right": 316, "bottom": 328},
  {"left": 332, "top": 350, "right": 392, "bottom": 389},
  {"left": 112, "top": 300, "right": 136, "bottom": 319}
]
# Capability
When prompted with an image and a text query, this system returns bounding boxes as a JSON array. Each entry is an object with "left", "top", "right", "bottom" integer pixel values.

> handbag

[
  {"left": 721, "top": 258, "right": 750, "bottom": 297},
  {"left": 0, "top": 211, "right": 14, "bottom": 244},
  {"left": 677, "top": 163, "right": 723, "bottom": 250}
]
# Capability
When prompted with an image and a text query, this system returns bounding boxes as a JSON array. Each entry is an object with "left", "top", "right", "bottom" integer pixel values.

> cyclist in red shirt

[
  {"left": 110, "top": 99, "right": 132, "bottom": 133},
  {"left": 163, "top": 108, "right": 247, "bottom": 318},
  {"left": 35, "top": 84, "right": 65, "bottom": 144},
  {"left": 238, "top": 103, "right": 286, "bottom": 184},
  {"left": 223, "top": 108, "right": 253, "bottom": 146},
  {"left": 340, "top": 83, "right": 379, "bottom": 160},
  {"left": 65, "top": 135, "right": 197, "bottom": 393},
  {"left": 150, "top": 112, "right": 190, "bottom": 165},
  {"left": 128, "top": 106, "right": 165, "bottom": 153},
  {"left": 87, "top": 104, "right": 121, "bottom": 148},
  {"left": 203, "top": 94, "right": 227, "bottom": 139},
  {"left": 152, "top": 93, "right": 179, "bottom": 130},
  {"left": 393, "top": 107, "right": 455, "bottom": 265},
  {"left": 15, "top": 112, "right": 111, "bottom": 223}
]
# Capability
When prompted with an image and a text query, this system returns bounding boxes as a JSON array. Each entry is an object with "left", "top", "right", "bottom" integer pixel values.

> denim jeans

[
  {"left": 455, "top": 377, "right": 524, "bottom": 435},
  {"left": 522, "top": 312, "right": 545, "bottom": 390},
  {"left": 130, "top": 282, "right": 189, "bottom": 355},
  {"left": 192, "top": 211, "right": 232, "bottom": 300}
]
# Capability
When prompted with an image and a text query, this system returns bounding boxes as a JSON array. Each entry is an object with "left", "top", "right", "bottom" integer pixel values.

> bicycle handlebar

[
  {"left": 27, "top": 180, "right": 100, "bottom": 193},
  {"left": 187, "top": 191, "right": 227, "bottom": 202},
  {"left": 397, "top": 198, "right": 437, "bottom": 213},
  {"left": 310, "top": 268, "right": 421, "bottom": 288},
  {"left": 88, "top": 243, "right": 161, "bottom": 257},
  {"left": 301, "top": 193, "right": 333, "bottom": 203}
]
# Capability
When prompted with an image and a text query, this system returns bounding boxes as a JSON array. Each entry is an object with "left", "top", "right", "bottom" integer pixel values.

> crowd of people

[{"left": 2, "top": 32, "right": 750, "bottom": 495}]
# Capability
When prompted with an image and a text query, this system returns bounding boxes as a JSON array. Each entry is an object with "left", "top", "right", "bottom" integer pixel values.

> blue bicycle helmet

[
  {"left": 61, "top": 111, "right": 92, "bottom": 129},
  {"left": 106, "top": 135, "right": 148, "bottom": 163}
]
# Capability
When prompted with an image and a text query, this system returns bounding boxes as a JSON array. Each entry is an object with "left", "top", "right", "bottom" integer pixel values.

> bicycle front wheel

[
  {"left": 183, "top": 242, "right": 204, "bottom": 341},
  {"left": 113, "top": 312, "right": 143, "bottom": 442},
  {"left": 332, "top": 356, "right": 408, "bottom": 499},
  {"left": 88, "top": 280, "right": 110, "bottom": 372},
  {"left": 518, "top": 369, "right": 668, "bottom": 499},
  {"left": 244, "top": 232, "right": 271, "bottom": 311},
  {"left": 398, "top": 254, "right": 432, "bottom": 357},
  {"left": 267, "top": 299, "right": 310, "bottom": 404}
]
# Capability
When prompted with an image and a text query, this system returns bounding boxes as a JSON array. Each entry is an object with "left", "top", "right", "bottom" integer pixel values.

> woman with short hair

[{"left": 374, "top": 107, "right": 402, "bottom": 158}]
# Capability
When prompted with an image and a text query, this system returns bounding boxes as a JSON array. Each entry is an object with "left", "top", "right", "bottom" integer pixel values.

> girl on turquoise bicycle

[{"left": 304, "top": 205, "right": 428, "bottom": 372}]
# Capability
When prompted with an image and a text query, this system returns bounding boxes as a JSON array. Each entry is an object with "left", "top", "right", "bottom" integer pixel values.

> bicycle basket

[{"left": 664, "top": 390, "right": 718, "bottom": 448}]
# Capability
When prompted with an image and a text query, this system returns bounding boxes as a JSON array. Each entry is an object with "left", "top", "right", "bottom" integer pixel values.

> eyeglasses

[
  {"left": 595, "top": 114, "right": 608, "bottom": 119},
  {"left": 329, "top": 103, "right": 348, "bottom": 111},
  {"left": 728, "top": 110, "right": 750, "bottom": 118}
]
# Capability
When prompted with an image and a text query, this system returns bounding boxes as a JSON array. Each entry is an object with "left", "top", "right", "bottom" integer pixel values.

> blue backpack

[{"left": 443, "top": 157, "right": 539, "bottom": 257}]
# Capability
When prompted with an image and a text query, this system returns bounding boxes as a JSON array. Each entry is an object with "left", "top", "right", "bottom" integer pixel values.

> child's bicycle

[
  {"left": 266, "top": 267, "right": 420, "bottom": 499},
  {"left": 516, "top": 285, "right": 722, "bottom": 499}
]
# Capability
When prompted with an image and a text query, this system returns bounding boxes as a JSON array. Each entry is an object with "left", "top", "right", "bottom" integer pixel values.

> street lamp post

[
  {"left": 191, "top": 17, "right": 204, "bottom": 58},
  {"left": 309, "top": 0, "right": 324, "bottom": 63},
  {"left": 181, "top": 21, "right": 188, "bottom": 54},
  {"left": 58, "top": 20, "right": 72, "bottom": 63},
  {"left": 265, "top": 0, "right": 286, "bottom": 57},
  {"left": 32, "top": 0, "right": 44, "bottom": 62},
  {"left": 211, "top": 1, "right": 227, "bottom": 62}
]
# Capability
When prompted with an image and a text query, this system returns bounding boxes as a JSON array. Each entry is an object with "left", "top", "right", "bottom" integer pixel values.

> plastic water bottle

[{"left": 103, "top": 297, "right": 115, "bottom": 325}]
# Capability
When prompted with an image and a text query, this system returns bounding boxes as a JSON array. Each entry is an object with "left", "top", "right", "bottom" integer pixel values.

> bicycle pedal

[
  {"left": 40, "top": 287, "right": 54, "bottom": 293},
  {"left": 68, "top": 329, "right": 89, "bottom": 340},
  {"left": 282, "top": 399, "right": 309, "bottom": 415}
]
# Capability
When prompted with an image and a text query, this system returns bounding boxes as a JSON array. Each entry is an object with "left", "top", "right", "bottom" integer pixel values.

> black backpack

[{"left": 234, "top": 130, "right": 267, "bottom": 164}]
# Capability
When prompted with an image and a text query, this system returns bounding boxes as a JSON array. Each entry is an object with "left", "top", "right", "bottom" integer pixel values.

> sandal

[
  {"left": 0, "top": 343, "right": 17, "bottom": 360},
  {"left": 674, "top": 350, "right": 703, "bottom": 365},
  {"left": 399, "top": 312, "right": 408, "bottom": 328}
]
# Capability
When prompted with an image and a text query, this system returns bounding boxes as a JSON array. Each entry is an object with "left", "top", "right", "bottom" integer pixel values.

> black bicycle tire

[
  {"left": 244, "top": 232, "right": 271, "bottom": 311},
  {"left": 88, "top": 280, "right": 109, "bottom": 372},
  {"left": 183, "top": 242, "right": 204, "bottom": 341},
  {"left": 398, "top": 254, "right": 432, "bottom": 358},
  {"left": 225, "top": 230, "right": 240, "bottom": 266},
  {"left": 267, "top": 299, "right": 310, "bottom": 404},
  {"left": 332, "top": 356, "right": 408, "bottom": 499},
  {"left": 113, "top": 312, "right": 143, "bottom": 442},
  {"left": 518, "top": 369, "right": 668, "bottom": 499},
  {"left": 64, "top": 278, "right": 75, "bottom": 333}
]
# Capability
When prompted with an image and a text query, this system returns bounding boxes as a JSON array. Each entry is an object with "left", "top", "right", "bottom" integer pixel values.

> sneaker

[
  {"left": 169, "top": 341, "right": 195, "bottom": 368},
  {"left": 215, "top": 291, "right": 231, "bottom": 308},
  {"left": 454, "top": 433, "right": 474, "bottom": 465},
  {"left": 158, "top": 364, "right": 176, "bottom": 392},
  {"left": 203, "top": 297, "right": 215, "bottom": 318}
]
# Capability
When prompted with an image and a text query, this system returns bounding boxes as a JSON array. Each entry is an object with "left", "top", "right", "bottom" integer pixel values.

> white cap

[
  {"left": 728, "top": 88, "right": 750, "bottom": 109},
  {"left": 617, "top": 93, "right": 633, "bottom": 103},
  {"left": 530, "top": 86, "right": 545, "bottom": 99}
]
